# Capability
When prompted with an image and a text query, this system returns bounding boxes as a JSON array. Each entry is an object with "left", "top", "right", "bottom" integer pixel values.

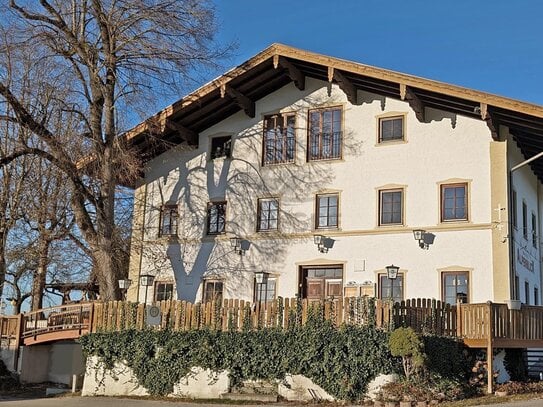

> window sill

[
  {"left": 375, "top": 139, "right": 407, "bottom": 147},
  {"left": 257, "top": 229, "right": 280, "bottom": 234},
  {"left": 307, "top": 157, "right": 344, "bottom": 163},
  {"left": 261, "top": 161, "right": 296, "bottom": 168},
  {"left": 209, "top": 156, "right": 231, "bottom": 162},
  {"left": 157, "top": 235, "right": 179, "bottom": 243},
  {"left": 440, "top": 219, "right": 470, "bottom": 224}
]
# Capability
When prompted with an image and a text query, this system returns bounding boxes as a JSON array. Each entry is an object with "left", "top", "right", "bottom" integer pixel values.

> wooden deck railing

[
  {"left": 1, "top": 298, "right": 542, "bottom": 350},
  {"left": 456, "top": 302, "right": 543, "bottom": 347},
  {"left": 89, "top": 297, "right": 456, "bottom": 336},
  {"left": 0, "top": 315, "right": 19, "bottom": 341}
]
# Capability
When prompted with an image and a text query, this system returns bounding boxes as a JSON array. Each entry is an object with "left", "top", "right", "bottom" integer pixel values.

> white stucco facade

[{"left": 127, "top": 76, "right": 543, "bottom": 307}]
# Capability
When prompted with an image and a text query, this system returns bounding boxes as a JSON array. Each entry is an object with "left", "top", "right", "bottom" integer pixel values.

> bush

[
  {"left": 423, "top": 335, "right": 472, "bottom": 380},
  {"left": 389, "top": 327, "right": 425, "bottom": 380},
  {"left": 0, "top": 360, "right": 19, "bottom": 391},
  {"left": 503, "top": 348, "right": 528, "bottom": 382},
  {"left": 378, "top": 376, "right": 472, "bottom": 402}
]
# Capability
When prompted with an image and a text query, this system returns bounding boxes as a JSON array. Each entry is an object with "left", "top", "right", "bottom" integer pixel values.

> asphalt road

[{"left": 1, "top": 397, "right": 543, "bottom": 407}]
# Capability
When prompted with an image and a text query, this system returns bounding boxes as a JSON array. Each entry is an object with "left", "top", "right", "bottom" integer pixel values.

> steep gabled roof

[{"left": 128, "top": 43, "right": 543, "bottom": 181}]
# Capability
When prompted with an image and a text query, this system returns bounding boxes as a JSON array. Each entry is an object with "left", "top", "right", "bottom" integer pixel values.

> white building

[{"left": 125, "top": 44, "right": 543, "bottom": 307}]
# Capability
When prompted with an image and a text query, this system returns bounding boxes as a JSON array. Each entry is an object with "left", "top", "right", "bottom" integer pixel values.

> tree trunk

[
  {"left": 93, "top": 241, "right": 118, "bottom": 301},
  {"left": 31, "top": 238, "right": 49, "bottom": 311},
  {"left": 0, "top": 231, "right": 6, "bottom": 300}
]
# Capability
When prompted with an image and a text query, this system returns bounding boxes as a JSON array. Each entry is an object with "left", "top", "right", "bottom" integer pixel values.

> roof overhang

[{"left": 126, "top": 43, "right": 543, "bottom": 182}]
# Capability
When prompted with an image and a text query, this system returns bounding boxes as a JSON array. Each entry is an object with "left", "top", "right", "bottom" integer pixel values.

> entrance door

[{"left": 299, "top": 266, "right": 343, "bottom": 299}]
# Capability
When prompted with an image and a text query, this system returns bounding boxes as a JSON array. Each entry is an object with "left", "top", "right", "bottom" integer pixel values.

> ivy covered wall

[{"left": 80, "top": 318, "right": 470, "bottom": 401}]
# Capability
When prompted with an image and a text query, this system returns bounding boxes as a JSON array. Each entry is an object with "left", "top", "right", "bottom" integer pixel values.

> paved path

[{"left": 0, "top": 396, "right": 542, "bottom": 407}]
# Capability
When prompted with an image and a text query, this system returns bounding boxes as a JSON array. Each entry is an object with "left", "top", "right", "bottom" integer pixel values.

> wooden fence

[{"left": 91, "top": 297, "right": 456, "bottom": 336}]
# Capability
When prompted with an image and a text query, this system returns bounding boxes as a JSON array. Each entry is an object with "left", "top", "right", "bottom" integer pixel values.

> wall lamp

[
  {"left": 230, "top": 237, "right": 251, "bottom": 255},
  {"left": 254, "top": 271, "right": 270, "bottom": 285},
  {"left": 314, "top": 235, "right": 335, "bottom": 253},
  {"left": 413, "top": 229, "right": 435, "bottom": 250}
]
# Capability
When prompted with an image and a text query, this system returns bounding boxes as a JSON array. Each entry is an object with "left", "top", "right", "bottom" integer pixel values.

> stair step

[{"left": 221, "top": 393, "right": 278, "bottom": 402}]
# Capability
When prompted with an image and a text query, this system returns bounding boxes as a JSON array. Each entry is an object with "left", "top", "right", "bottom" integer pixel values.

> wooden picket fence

[{"left": 90, "top": 296, "right": 456, "bottom": 336}]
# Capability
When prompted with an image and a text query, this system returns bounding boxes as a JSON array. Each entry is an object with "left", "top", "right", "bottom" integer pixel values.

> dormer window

[{"left": 211, "top": 136, "right": 232, "bottom": 159}]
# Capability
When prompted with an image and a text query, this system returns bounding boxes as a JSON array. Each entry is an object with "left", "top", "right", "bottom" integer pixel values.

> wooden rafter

[
  {"left": 220, "top": 84, "right": 255, "bottom": 118},
  {"left": 273, "top": 55, "right": 305, "bottom": 90},
  {"left": 333, "top": 69, "right": 358, "bottom": 105},
  {"left": 165, "top": 119, "right": 199, "bottom": 146},
  {"left": 478, "top": 103, "right": 498, "bottom": 140},
  {"left": 401, "top": 85, "right": 425, "bottom": 122}
]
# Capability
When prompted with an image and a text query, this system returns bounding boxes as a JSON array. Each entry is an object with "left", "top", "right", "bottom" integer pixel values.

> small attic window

[{"left": 211, "top": 136, "right": 232, "bottom": 159}]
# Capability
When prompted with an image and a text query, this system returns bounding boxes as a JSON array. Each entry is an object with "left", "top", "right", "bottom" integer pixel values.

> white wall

[
  {"left": 135, "top": 78, "right": 497, "bottom": 304},
  {"left": 509, "top": 139, "right": 542, "bottom": 305},
  {"left": 18, "top": 342, "right": 84, "bottom": 385}
]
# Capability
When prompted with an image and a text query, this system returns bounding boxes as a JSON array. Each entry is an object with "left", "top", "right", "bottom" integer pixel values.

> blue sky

[{"left": 213, "top": 0, "right": 543, "bottom": 105}]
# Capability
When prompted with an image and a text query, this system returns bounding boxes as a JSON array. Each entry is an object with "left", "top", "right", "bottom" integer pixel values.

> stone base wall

[{"left": 82, "top": 356, "right": 334, "bottom": 401}]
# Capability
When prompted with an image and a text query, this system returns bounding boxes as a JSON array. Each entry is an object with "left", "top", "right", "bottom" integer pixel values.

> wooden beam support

[
  {"left": 220, "top": 84, "right": 255, "bottom": 118},
  {"left": 404, "top": 86, "right": 425, "bottom": 122},
  {"left": 165, "top": 119, "right": 199, "bottom": 146},
  {"left": 273, "top": 55, "right": 305, "bottom": 90},
  {"left": 333, "top": 69, "right": 358, "bottom": 105},
  {"left": 479, "top": 103, "right": 499, "bottom": 140}
]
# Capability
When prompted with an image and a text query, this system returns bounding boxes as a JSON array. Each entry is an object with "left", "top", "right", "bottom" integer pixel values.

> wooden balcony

[{"left": 458, "top": 302, "right": 543, "bottom": 348}]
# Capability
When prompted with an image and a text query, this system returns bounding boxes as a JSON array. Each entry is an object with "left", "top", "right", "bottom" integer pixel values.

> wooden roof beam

[
  {"left": 165, "top": 119, "right": 199, "bottom": 146},
  {"left": 478, "top": 103, "right": 499, "bottom": 140},
  {"left": 220, "top": 84, "right": 255, "bottom": 118},
  {"left": 273, "top": 55, "right": 305, "bottom": 90},
  {"left": 400, "top": 84, "right": 425, "bottom": 122},
  {"left": 332, "top": 68, "right": 358, "bottom": 105}
]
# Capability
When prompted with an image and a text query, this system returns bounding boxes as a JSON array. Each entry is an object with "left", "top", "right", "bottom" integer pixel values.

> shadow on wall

[{"left": 134, "top": 85, "right": 365, "bottom": 302}]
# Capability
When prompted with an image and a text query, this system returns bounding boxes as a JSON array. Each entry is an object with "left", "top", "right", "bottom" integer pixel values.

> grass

[{"left": 441, "top": 391, "right": 543, "bottom": 407}]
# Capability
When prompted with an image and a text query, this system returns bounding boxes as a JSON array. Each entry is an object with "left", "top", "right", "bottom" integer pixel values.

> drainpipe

[{"left": 509, "top": 150, "right": 543, "bottom": 300}]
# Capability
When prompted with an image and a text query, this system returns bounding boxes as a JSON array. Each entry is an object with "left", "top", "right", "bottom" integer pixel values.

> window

[
  {"left": 512, "top": 190, "right": 518, "bottom": 229},
  {"left": 522, "top": 202, "right": 528, "bottom": 239},
  {"left": 524, "top": 281, "right": 530, "bottom": 305},
  {"left": 515, "top": 275, "right": 520, "bottom": 301},
  {"left": 308, "top": 107, "right": 342, "bottom": 161},
  {"left": 300, "top": 266, "right": 343, "bottom": 300},
  {"left": 316, "top": 194, "right": 338, "bottom": 228},
  {"left": 263, "top": 114, "right": 295, "bottom": 165},
  {"left": 441, "top": 184, "right": 468, "bottom": 221},
  {"left": 160, "top": 205, "right": 178, "bottom": 236},
  {"left": 379, "top": 116, "right": 404, "bottom": 142},
  {"left": 154, "top": 282, "right": 174, "bottom": 302},
  {"left": 532, "top": 213, "right": 537, "bottom": 247},
  {"left": 257, "top": 198, "right": 279, "bottom": 231},
  {"left": 207, "top": 202, "right": 226, "bottom": 235},
  {"left": 254, "top": 277, "right": 276, "bottom": 303},
  {"left": 379, "top": 274, "right": 404, "bottom": 303},
  {"left": 379, "top": 189, "right": 403, "bottom": 225},
  {"left": 535, "top": 287, "right": 539, "bottom": 306},
  {"left": 210, "top": 136, "right": 231, "bottom": 159},
  {"left": 203, "top": 280, "right": 223, "bottom": 303},
  {"left": 442, "top": 272, "right": 469, "bottom": 305}
]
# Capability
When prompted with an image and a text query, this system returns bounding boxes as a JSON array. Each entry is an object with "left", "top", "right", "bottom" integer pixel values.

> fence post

[
  {"left": 12, "top": 313, "right": 24, "bottom": 371},
  {"left": 486, "top": 301, "right": 494, "bottom": 394}
]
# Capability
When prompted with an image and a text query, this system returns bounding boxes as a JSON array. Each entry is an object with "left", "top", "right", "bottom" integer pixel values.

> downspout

[{"left": 509, "top": 149, "right": 543, "bottom": 300}]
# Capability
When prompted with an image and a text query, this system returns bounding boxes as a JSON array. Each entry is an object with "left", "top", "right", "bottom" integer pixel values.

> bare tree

[
  {"left": 0, "top": 118, "right": 29, "bottom": 300},
  {"left": 0, "top": 1, "right": 229, "bottom": 300},
  {"left": 21, "top": 155, "right": 74, "bottom": 310}
]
